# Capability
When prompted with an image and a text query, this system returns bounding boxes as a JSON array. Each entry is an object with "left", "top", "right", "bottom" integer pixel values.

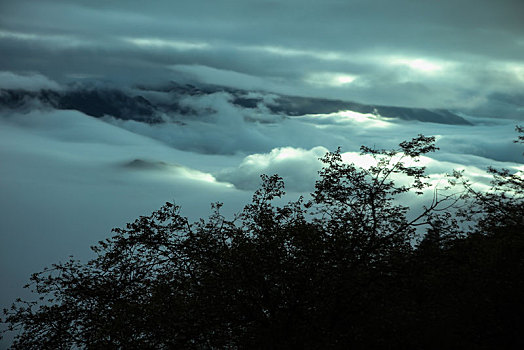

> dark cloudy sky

[{"left": 1, "top": 0, "right": 524, "bottom": 115}]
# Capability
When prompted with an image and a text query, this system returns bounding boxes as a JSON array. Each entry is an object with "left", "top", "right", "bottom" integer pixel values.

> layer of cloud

[
  {"left": 103, "top": 91, "right": 523, "bottom": 164},
  {"left": 0, "top": 71, "right": 61, "bottom": 91},
  {"left": 0, "top": 109, "right": 251, "bottom": 341},
  {"left": 1, "top": 100, "right": 522, "bottom": 346},
  {"left": 1, "top": 1, "right": 523, "bottom": 114}
]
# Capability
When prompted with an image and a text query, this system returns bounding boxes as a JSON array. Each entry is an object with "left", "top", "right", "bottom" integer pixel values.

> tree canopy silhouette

[{"left": 2, "top": 132, "right": 523, "bottom": 349}]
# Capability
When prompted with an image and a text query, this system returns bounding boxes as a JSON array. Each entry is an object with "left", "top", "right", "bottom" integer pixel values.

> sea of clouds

[{"left": 0, "top": 73, "right": 522, "bottom": 345}]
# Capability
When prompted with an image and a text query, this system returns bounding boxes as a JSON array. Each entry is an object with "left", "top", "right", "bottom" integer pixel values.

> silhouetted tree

[{"left": 2, "top": 133, "right": 523, "bottom": 349}]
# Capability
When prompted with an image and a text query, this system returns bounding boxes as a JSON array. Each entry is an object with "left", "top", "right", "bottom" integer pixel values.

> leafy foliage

[{"left": 2, "top": 133, "right": 523, "bottom": 349}]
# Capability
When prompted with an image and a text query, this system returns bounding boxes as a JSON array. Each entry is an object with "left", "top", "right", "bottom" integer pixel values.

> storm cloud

[{"left": 1, "top": 0, "right": 523, "bottom": 115}]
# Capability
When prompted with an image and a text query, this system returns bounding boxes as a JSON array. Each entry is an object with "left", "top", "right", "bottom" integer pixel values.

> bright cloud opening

[
  {"left": 124, "top": 37, "right": 210, "bottom": 51},
  {"left": 335, "top": 75, "right": 357, "bottom": 84},
  {"left": 388, "top": 56, "right": 448, "bottom": 73},
  {"left": 305, "top": 72, "right": 358, "bottom": 87},
  {"left": 249, "top": 45, "right": 344, "bottom": 61},
  {"left": 506, "top": 63, "right": 524, "bottom": 82}
]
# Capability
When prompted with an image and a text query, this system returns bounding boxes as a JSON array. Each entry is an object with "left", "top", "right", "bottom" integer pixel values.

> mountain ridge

[{"left": 0, "top": 82, "right": 472, "bottom": 125}]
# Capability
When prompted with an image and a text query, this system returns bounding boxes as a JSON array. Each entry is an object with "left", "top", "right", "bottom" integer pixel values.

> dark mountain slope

[{"left": 0, "top": 82, "right": 472, "bottom": 125}]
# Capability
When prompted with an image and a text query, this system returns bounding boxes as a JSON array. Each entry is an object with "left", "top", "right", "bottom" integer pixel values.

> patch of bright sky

[
  {"left": 123, "top": 37, "right": 210, "bottom": 50},
  {"left": 248, "top": 45, "right": 345, "bottom": 61},
  {"left": 387, "top": 56, "right": 448, "bottom": 73},
  {"left": 305, "top": 72, "right": 358, "bottom": 87},
  {"left": 506, "top": 63, "right": 524, "bottom": 81}
]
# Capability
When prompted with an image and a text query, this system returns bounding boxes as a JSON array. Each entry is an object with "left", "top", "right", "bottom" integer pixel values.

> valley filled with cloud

[
  {"left": 1, "top": 79, "right": 522, "bottom": 325},
  {"left": 1, "top": 0, "right": 523, "bottom": 346}
]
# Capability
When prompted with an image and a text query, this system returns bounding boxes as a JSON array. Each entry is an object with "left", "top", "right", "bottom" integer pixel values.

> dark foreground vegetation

[{"left": 2, "top": 130, "right": 523, "bottom": 349}]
